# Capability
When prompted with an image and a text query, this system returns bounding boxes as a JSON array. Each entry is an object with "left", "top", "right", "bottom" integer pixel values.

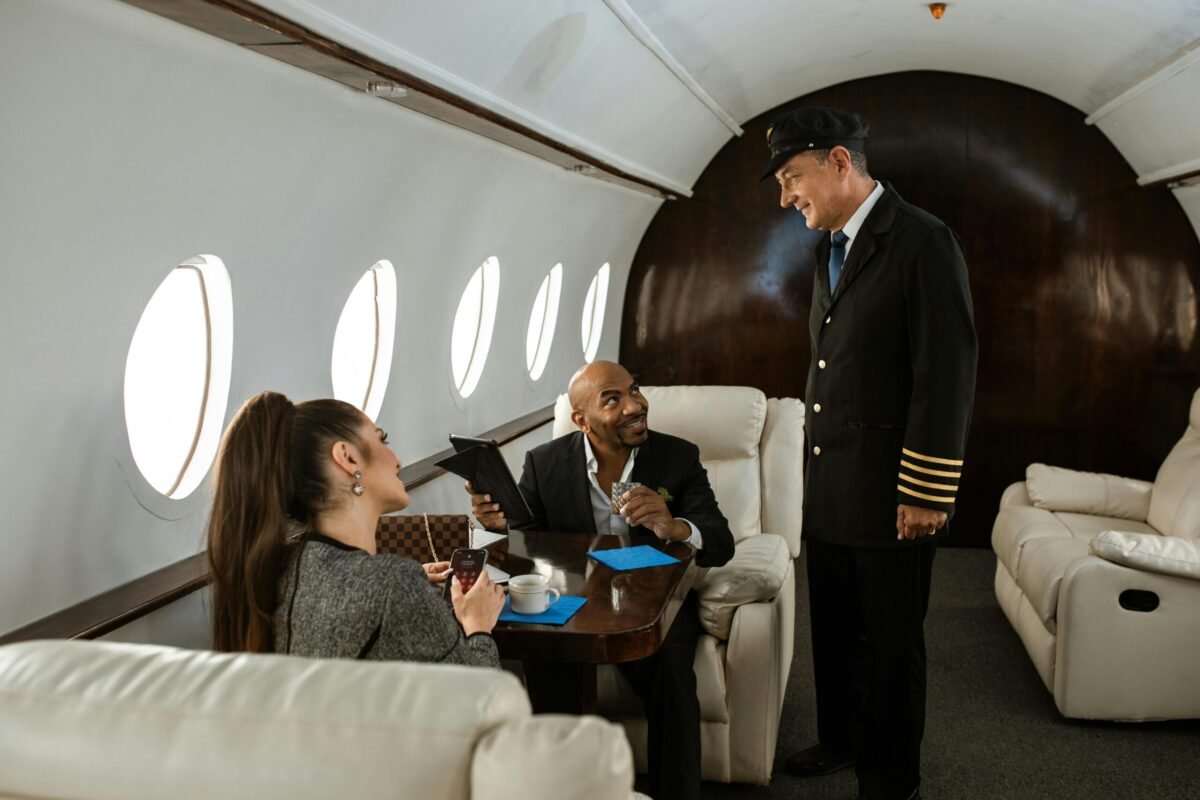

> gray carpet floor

[{"left": 699, "top": 547, "right": 1200, "bottom": 799}]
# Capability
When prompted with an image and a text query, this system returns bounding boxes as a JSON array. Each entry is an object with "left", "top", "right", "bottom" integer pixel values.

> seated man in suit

[{"left": 467, "top": 360, "right": 734, "bottom": 800}]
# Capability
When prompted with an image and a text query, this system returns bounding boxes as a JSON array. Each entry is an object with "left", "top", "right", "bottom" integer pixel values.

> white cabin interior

[{"left": 2, "top": 1, "right": 1199, "bottom": 797}]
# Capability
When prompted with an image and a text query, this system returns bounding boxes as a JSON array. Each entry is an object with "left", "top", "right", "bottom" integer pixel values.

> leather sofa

[
  {"left": 0, "top": 639, "right": 644, "bottom": 800},
  {"left": 991, "top": 389, "right": 1200, "bottom": 720},
  {"left": 553, "top": 384, "right": 803, "bottom": 784}
]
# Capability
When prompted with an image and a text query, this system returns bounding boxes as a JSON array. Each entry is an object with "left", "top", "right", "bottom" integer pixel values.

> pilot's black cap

[{"left": 760, "top": 107, "right": 869, "bottom": 181}]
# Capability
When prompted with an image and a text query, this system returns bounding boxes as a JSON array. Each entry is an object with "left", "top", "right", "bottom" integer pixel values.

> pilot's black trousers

[
  {"left": 806, "top": 536, "right": 937, "bottom": 800},
  {"left": 618, "top": 591, "right": 702, "bottom": 800}
]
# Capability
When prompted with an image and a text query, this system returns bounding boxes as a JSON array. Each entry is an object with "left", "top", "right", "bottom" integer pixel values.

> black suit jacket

[
  {"left": 804, "top": 183, "right": 978, "bottom": 548},
  {"left": 514, "top": 430, "right": 735, "bottom": 568}
]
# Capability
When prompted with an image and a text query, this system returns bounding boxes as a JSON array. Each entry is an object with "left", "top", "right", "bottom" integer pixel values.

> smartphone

[{"left": 446, "top": 547, "right": 488, "bottom": 596}]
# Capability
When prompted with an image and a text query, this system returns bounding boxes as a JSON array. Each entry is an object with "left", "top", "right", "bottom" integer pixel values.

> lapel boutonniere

[{"left": 657, "top": 486, "right": 673, "bottom": 504}]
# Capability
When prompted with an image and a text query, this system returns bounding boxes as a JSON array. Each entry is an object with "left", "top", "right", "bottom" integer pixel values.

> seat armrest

[
  {"left": 1056, "top": 555, "right": 1200, "bottom": 719},
  {"left": 1025, "top": 463, "right": 1152, "bottom": 521},
  {"left": 472, "top": 714, "right": 635, "bottom": 800},
  {"left": 1089, "top": 530, "right": 1200, "bottom": 581},
  {"left": 999, "top": 481, "right": 1031, "bottom": 508},
  {"left": 697, "top": 534, "right": 790, "bottom": 640}
]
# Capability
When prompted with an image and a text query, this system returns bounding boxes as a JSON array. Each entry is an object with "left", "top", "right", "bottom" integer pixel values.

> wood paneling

[
  {"left": 123, "top": 0, "right": 297, "bottom": 45},
  {"left": 620, "top": 72, "right": 1200, "bottom": 547}
]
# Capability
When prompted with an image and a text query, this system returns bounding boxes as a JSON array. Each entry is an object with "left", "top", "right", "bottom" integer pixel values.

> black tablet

[
  {"left": 449, "top": 434, "right": 495, "bottom": 454},
  {"left": 436, "top": 435, "right": 534, "bottom": 526}
]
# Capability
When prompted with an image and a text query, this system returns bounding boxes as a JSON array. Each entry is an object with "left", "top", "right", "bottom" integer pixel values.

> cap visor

[{"left": 759, "top": 148, "right": 800, "bottom": 182}]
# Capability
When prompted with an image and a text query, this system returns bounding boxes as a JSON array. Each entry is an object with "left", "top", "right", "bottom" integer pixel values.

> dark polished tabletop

[{"left": 485, "top": 529, "right": 697, "bottom": 664}]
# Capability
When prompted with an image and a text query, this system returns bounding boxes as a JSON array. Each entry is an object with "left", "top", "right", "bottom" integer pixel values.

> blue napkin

[
  {"left": 587, "top": 544, "right": 680, "bottom": 571},
  {"left": 498, "top": 595, "right": 587, "bottom": 625}
]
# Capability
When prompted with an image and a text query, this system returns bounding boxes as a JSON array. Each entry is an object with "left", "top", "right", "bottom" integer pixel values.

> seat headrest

[{"left": 553, "top": 385, "right": 767, "bottom": 461}]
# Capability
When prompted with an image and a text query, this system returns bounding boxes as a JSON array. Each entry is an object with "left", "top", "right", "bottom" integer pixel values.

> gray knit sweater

[{"left": 274, "top": 533, "right": 499, "bottom": 668}]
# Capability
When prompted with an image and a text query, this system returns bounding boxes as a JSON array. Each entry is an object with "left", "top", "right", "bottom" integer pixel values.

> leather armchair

[
  {"left": 553, "top": 384, "right": 803, "bottom": 784},
  {"left": 0, "top": 639, "right": 643, "bottom": 800},
  {"left": 991, "top": 389, "right": 1200, "bottom": 720}
]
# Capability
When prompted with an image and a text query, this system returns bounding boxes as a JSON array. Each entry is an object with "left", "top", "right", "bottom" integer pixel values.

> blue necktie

[{"left": 828, "top": 230, "right": 849, "bottom": 292}]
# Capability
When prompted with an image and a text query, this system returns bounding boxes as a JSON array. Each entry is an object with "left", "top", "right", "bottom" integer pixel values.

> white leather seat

[
  {"left": 0, "top": 639, "right": 643, "bottom": 800},
  {"left": 991, "top": 389, "right": 1200, "bottom": 720},
  {"left": 553, "top": 384, "right": 803, "bottom": 784}
]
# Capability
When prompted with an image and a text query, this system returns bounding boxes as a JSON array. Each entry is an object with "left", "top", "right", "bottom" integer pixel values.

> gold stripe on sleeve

[
  {"left": 899, "top": 473, "right": 959, "bottom": 492},
  {"left": 901, "top": 448, "right": 964, "bottom": 467},
  {"left": 900, "top": 459, "right": 961, "bottom": 479},
  {"left": 898, "top": 485, "right": 956, "bottom": 504}
]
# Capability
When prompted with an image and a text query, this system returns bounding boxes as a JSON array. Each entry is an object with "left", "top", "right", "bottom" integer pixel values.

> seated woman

[{"left": 207, "top": 391, "right": 505, "bottom": 667}]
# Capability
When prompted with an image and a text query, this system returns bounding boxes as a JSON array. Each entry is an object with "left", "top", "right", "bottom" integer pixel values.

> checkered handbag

[{"left": 375, "top": 513, "right": 473, "bottom": 562}]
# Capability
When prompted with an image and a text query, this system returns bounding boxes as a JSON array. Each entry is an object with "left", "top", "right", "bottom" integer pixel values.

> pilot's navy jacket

[{"left": 803, "top": 183, "right": 978, "bottom": 548}]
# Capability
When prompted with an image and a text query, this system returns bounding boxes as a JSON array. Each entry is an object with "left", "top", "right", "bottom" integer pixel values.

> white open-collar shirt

[{"left": 582, "top": 434, "right": 703, "bottom": 549}]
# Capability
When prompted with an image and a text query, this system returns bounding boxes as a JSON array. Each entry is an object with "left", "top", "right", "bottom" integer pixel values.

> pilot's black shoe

[{"left": 783, "top": 743, "right": 856, "bottom": 776}]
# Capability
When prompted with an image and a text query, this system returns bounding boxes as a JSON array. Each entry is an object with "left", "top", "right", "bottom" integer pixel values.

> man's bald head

[
  {"left": 568, "top": 360, "right": 630, "bottom": 410},
  {"left": 567, "top": 361, "right": 650, "bottom": 452}
]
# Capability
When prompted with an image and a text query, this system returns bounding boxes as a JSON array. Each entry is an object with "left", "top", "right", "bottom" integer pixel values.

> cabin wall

[
  {"left": 0, "top": 0, "right": 653, "bottom": 636},
  {"left": 620, "top": 71, "right": 1200, "bottom": 548}
]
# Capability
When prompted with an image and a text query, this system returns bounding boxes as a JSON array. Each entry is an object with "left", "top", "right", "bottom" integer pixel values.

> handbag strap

[{"left": 423, "top": 513, "right": 474, "bottom": 562}]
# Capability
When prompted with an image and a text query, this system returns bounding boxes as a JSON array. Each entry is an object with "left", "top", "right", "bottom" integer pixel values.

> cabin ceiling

[
  {"left": 250, "top": 0, "right": 1200, "bottom": 194},
  {"left": 628, "top": 0, "right": 1200, "bottom": 124}
]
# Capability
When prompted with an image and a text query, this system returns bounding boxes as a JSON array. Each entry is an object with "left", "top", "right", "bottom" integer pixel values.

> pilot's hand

[
  {"left": 619, "top": 486, "right": 688, "bottom": 542},
  {"left": 466, "top": 480, "right": 509, "bottom": 532},
  {"left": 897, "top": 503, "right": 947, "bottom": 540},
  {"left": 422, "top": 561, "right": 452, "bottom": 586},
  {"left": 451, "top": 571, "right": 506, "bottom": 635}
]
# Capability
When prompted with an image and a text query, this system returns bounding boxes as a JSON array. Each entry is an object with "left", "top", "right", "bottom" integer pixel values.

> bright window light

[
  {"left": 332, "top": 260, "right": 397, "bottom": 421},
  {"left": 581, "top": 262, "right": 610, "bottom": 363},
  {"left": 525, "top": 263, "right": 563, "bottom": 381},
  {"left": 124, "top": 255, "right": 233, "bottom": 499},
  {"left": 451, "top": 256, "right": 500, "bottom": 398}
]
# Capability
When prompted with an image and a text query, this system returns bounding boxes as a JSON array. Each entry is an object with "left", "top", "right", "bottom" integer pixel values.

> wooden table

[{"left": 485, "top": 530, "right": 697, "bottom": 714}]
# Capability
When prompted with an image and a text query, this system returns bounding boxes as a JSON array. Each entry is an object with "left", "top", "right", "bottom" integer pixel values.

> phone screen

[{"left": 449, "top": 548, "right": 488, "bottom": 593}]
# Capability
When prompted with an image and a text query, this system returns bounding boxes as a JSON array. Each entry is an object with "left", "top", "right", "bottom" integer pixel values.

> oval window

[
  {"left": 451, "top": 256, "right": 500, "bottom": 398},
  {"left": 332, "top": 260, "right": 397, "bottom": 421},
  {"left": 525, "top": 263, "right": 563, "bottom": 381},
  {"left": 124, "top": 255, "right": 233, "bottom": 499},
  {"left": 581, "top": 262, "right": 610, "bottom": 363}
]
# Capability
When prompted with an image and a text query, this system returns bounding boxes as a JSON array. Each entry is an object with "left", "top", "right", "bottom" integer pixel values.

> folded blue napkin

[
  {"left": 587, "top": 544, "right": 680, "bottom": 571},
  {"left": 498, "top": 595, "right": 587, "bottom": 625}
]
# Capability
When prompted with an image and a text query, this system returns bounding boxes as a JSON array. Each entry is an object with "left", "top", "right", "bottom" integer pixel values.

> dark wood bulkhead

[{"left": 620, "top": 71, "right": 1200, "bottom": 547}]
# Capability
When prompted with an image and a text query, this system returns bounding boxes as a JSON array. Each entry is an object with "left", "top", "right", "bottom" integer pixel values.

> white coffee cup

[{"left": 508, "top": 574, "right": 561, "bottom": 615}]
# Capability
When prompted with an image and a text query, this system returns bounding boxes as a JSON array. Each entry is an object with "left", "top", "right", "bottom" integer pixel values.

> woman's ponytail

[
  {"left": 207, "top": 391, "right": 295, "bottom": 652},
  {"left": 207, "top": 392, "right": 366, "bottom": 652}
]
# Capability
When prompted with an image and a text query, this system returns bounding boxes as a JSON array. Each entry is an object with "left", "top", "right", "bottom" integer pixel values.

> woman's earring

[{"left": 352, "top": 470, "right": 364, "bottom": 496}]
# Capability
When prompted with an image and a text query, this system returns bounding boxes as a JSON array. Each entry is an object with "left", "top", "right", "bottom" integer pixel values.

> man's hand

[
  {"left": 896, "top": 503, "right": 947, "bottom": 540},
  {"left": 465, "top": 480, "right": 509, "bottom": 532},
  {"left": 619, "top": 486, "right": 688, "bottom": 542}
]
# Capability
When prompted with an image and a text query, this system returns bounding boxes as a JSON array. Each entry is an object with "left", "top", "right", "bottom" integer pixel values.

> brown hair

[{"left": 206, "top": 391, "right": 366, "bottom": 652}]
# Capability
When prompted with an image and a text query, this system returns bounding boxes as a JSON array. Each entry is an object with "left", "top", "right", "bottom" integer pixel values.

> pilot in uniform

[{"left": 762, "top": 107, "right": 978, "bottom": 800}]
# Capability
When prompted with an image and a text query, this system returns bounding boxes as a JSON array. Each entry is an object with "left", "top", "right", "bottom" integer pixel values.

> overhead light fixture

[
  {"left": 929, "top": 3, "right": 947, "bottom": 19},
  {"left": 366, "top": 81, "right": 408, "bottom": 98}
]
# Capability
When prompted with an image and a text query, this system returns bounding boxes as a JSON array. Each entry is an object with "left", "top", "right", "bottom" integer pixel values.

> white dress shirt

[
  {"left": 840, "top": 180, "right": 885, "bottom": 257},
  {"left": 582, "top": 435, "right": 703, "bottom": 549}
]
